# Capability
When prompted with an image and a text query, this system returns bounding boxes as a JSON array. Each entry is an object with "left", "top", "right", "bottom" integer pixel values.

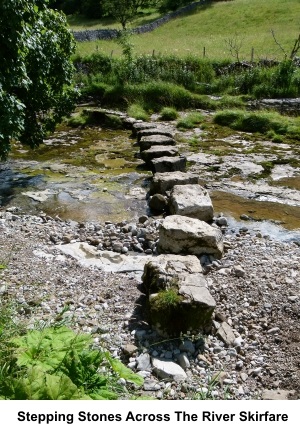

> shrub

[
  {"left": 159, "top": 107, "right": 179, "bottom": 121},
  {"left": 127, "top": 104, "right": 149, "bottom": 121}
]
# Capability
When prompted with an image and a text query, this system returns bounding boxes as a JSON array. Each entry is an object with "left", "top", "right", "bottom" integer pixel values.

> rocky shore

[{"left": 0, "top": 209, "right": 299, "bottom": 400}]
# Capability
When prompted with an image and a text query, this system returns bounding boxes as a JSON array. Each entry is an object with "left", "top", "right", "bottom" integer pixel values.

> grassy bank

[{"left": 74, "top": 0, "right": 300, "bottom": 60}]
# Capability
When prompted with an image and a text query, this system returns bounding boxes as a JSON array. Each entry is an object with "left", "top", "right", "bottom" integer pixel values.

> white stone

[{"left": 169, "top": 184, "right": 214, "bottom": 222}]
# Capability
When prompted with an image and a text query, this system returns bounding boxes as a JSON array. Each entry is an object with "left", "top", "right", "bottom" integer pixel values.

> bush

[
  {"left": 127, "top": 104, "right": 149, "bottom": 121},
  {"left": 159, "top": 107, "right": 178, "bottom": 120},
  {"left": 213, "top": 109, "right": 300, "bottom": 139}
]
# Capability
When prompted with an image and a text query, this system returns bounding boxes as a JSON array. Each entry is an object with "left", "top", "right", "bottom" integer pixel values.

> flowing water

[{"left": 1, "top": 122, "right": 300, "bottom": 242}]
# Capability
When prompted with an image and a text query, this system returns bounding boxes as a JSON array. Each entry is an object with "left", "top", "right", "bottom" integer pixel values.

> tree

[
  {"left": 103, "top": 0, "right": 157, "bottom": 30},
  {"left": 0, "top": 0, "right": 77, "bottom": 160}
]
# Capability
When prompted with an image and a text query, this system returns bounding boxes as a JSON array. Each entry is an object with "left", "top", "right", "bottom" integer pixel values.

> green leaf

[{"left": 107, "top": 354, "right": 144, "bottom": 387}]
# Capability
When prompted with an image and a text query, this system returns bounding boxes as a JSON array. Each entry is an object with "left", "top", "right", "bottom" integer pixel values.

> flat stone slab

[
  {"left": 150, "top": 172, "right": 200, "bottom": 195},
  {"left": 151, "top": 156, "right": 186, "bottom": 173},
  {"left": 169, "top": 184, "right": 214, "bottom": 222},
  {"left": 157, "top": 215, "right": 224, "bottom": 259},
  {"left": 152, "top": 358, "right": 187, "bottom": 381},
  {"left": 56, "top": 242, "right": 153, "bottom": 273},
  {"left": 132, "top": 122, "right": 156, "bottom": 136},
  {"left": 137, "top": 128, "right": 174, "bottom": 142},
  {"left": 141, "top": 145, "right": 179, "bottom": 163},
  {"left": 139, "top": 135, "right": 176, "bottom": 151}
]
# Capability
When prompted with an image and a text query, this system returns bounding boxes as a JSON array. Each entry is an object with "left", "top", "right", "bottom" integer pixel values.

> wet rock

[
  {"left": 169, "top": 184, "right": 214, "bottom": 222},
  {"left": 149, "top": 194, "right": 168, "bottom": 213},
  {"left": 157, "top": 215, "right": 224, "bottom": 259}
]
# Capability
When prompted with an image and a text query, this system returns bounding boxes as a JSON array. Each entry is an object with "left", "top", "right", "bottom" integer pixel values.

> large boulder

[
  {"left": 141, "top": 145, "right": 178, "bottom": 163},
  {"left": 139, "top": 135, "right": 176, "bottom": 152},
  {"left": 150, "top": 172, "right": 200, "bottom": 195},
  {"left": 169, "top": 184, "right": 214, "bottom": 222},
  {"left": 142, "top": 254, "right": 203, "bottom": 294},
  {"left": 142, "top": 254, "right": 215, "bottom": 336},
  {"left": 151, "top": 156, "right": 186, "bottom": 173},
  {"left": 157, "top": 215, "right": 224, "bottom": 259}
]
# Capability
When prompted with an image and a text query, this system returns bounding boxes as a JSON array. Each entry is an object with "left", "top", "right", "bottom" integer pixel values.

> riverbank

[{"left": 0, "top": 210, "right": 299, "bottom": 399}]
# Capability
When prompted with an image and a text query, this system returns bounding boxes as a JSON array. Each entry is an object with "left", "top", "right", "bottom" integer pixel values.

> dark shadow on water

[{"left": 0, "top": 167, "right": 45, "bottom": 207}]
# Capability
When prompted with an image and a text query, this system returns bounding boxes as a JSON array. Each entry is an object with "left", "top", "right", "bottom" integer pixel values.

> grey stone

[
  {"left": 150, "top": 172, "right": 200, "bottom": 195},
  {"left": 157, "top": 215, "right": 224, "bottom": 259},
  {"left": 152, "top": 358, "right": 187, "bottom": 381},
  {"left": 143, "top": 254, "right": 215, "bottom": 336},
  {"left": 141, "top": 145, "right": 179, "bottom": 163},
  {"left": 136, "top": 353, "right": 151, "bottom": 371},
  {"left": 143, "top": 380, "right": 161, "bottom": 391},
  {"left": 177, "top": 352, "right": 190, "bottom": 369},
  {"left": 137, "top": 128, "right": 174, "bottom": 142},
  {"left": 151, "top": 156, "right": 187, "bottom": 173},
  {"left": 216, "top": 321, "right": 236, "bottom": 346},
  {"left": 139, "top": 135, "right": 176, "bottom": 151},
  {"left": 142, "top": 254, "right": 203, "bottom": 294},
  {"left": 169, "top": 184, "right": 214, "bottom": 222},
  {"left": 179, "top": 340, "right": 195, "bottom": 354},
  {"left": 234, "top": 265, "right": 245, "bottom": 277}
]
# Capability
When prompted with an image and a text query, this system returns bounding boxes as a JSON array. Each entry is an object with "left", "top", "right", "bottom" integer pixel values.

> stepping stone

[
  {"left": 150, "top": 172, "right": 200, "bottom": 195},
  {"left": 169, "top": 184, "right": 214, "bottom": 222},
  {"left": 139, "top": 135, "right": 176, "bottom": 151},
  {"left": 141, "top": 145, "right": 179, "bottom": 163},
  {"left": 157, "top": 215, "right": 224, "bottom": 259},
  {"left": 137, "top": 128, "right": 174, "bottom": 142},
  {"left": 132, "top": 122, "right": 156, "bottom": 136},
  {"left": 143, "top": 254, "right": 215, "bottom": 336},
  {"left": 151, "top": 156, "right": 186, "bottom": 173}
]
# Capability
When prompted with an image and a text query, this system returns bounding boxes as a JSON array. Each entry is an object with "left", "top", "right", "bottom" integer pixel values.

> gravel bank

[{"left": 0, "top": 209, "right": 299, "bottom": 400}]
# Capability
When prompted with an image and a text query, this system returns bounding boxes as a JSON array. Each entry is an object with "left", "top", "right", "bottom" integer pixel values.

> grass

[
  {"left": 159, "top": 107, "right": 179, "bottom": 120},
  {"left": 213, "top": 109, "right": 300, "bottom": 140},
  {"left": 127, "top": 103, "right": 149, "bottom": 121},
  {"left": 73, "top": 0, "right": 300, "bottom": 60},
  {"left": 177, "top": 111, "right": 204, "bottom": 129}
]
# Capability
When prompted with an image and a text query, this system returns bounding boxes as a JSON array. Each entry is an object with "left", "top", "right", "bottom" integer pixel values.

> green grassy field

[{"left": 74, "top": 0, "right": 300, "bottom": 60}]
